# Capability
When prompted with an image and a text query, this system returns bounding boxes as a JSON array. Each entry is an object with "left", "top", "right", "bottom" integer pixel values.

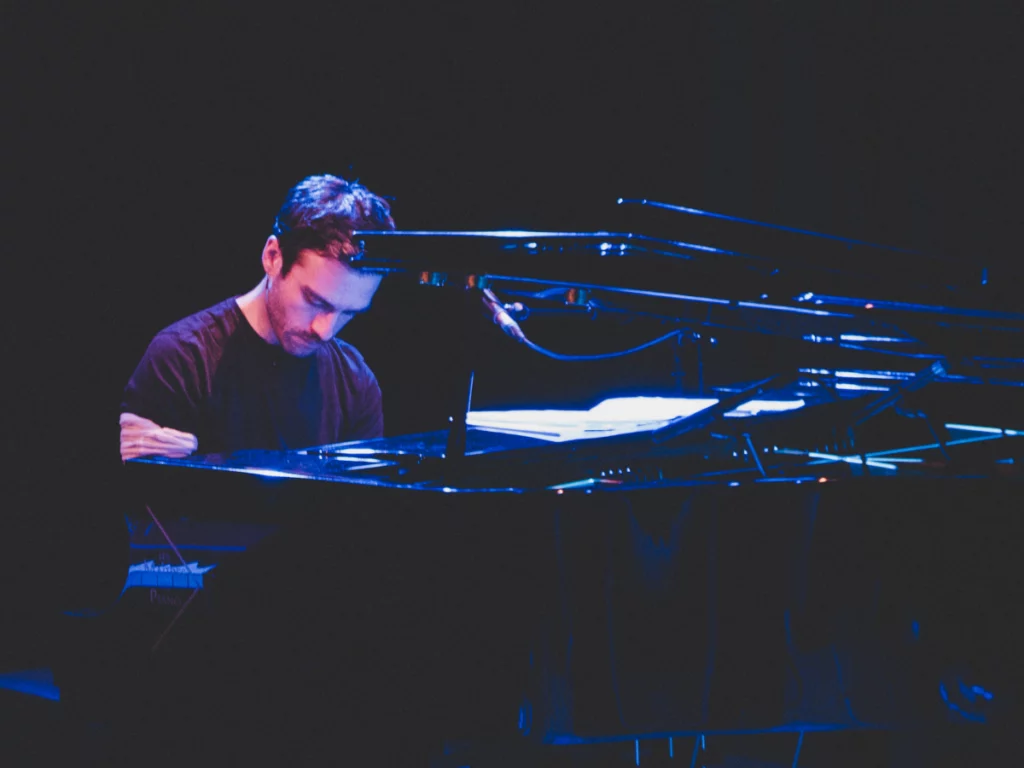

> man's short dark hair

[{"left": 272, "top": 174, "right": 395, "bottom": 275}]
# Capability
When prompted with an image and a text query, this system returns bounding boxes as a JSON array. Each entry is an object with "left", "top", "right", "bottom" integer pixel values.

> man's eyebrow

[
  {"left": 301, "top": 286, "right": 370, "bottom": 314},
  {"left": 301, "top": 286, "right": 334, "bottom": 309}
]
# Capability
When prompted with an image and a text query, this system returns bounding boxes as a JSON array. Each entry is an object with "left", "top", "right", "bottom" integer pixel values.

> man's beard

[{"left": 265, "top": 284, "right": 321, "bottom": 356}]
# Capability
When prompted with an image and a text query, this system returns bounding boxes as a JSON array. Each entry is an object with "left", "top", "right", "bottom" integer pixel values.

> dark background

[{"left": 4, "top": 1, "right": 1022, "bottom": 504}]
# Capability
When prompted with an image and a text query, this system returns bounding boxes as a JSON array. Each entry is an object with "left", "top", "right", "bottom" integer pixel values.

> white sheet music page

[{"left": 467, "top": 396, "right": 804, "bottom": 442}]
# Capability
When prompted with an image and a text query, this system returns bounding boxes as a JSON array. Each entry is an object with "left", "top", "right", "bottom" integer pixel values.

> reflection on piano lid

[{"left": 466, "top": 396, "right": 805, "bottom": 442}]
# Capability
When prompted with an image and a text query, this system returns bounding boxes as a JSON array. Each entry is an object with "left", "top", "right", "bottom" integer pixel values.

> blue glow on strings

[
  {"left": 839, "top": 334, "right": 913, "bottom": 343},
  {"left": 867, "top": 433, "right": 1005, "bottom": 457},
  {"left": 807, "top": 451, "right": 898, "bottom": 470},
  {"left": 945, "top": 423, "right": 1017, "bottom": 435},
  {"left": 834, "top": 370, "right": 913, "bottom": 380},
  {"left": 739, "top": 301, "right": 845, "bottom": 317},
  {"left": 834, "top": 382, "right": 891, "bottom": 392}
]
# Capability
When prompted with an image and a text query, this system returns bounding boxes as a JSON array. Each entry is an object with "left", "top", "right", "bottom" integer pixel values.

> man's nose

[{"left": 310, "top": 312, "right": 340, "bottom": 341}]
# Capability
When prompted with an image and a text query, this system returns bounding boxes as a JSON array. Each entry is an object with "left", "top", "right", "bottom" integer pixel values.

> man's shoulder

[
  {"left": 123, "top": 298, "right": 245, "bottom": 425},
  {"left": 151, "top": 297, "right": 244, "bottom": 354}
]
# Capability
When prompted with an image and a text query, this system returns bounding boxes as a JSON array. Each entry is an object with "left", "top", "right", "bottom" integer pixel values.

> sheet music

[{"left": 467, "top": 396, "right": 804, "bottom": 442}]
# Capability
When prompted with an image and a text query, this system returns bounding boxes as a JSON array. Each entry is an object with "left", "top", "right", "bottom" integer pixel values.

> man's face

[{"left": 264, "top": 243, "right": 382, "bottom": 357}]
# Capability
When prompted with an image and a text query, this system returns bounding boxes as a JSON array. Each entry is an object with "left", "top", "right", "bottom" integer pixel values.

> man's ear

[{"left": 262, "top": 236, "right": 283, "bottom": 277}]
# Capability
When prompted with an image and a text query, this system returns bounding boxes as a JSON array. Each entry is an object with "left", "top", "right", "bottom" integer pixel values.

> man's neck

[{"left": 235, "top": 277, "right": 279, "bottom": 345}]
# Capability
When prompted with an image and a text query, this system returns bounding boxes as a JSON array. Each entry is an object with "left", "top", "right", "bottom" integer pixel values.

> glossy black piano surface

[
  {"left": 112, "top": 372, "right": 1023, "bottom": 753},
  {"left": 128, "top": 379, "right": 1022, "bottom": 492}
]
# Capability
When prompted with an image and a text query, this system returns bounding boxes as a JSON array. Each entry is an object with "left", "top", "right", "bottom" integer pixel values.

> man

[{"left": 120, "top": 174, "right": 395, "bottom": 460}]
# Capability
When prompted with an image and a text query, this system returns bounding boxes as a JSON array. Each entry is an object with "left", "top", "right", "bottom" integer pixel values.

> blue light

[
  {"left": 806, "top": 456, "right": 918, "bottom": 466},
  {"left": 944, "top": 423, "right": 1023, "bottom": 436},
  {"left": 834, "top": 369, "right": 913, "bottom": 380},
  {"left": 125, "top": 560, "right": 215, "bottom": 589},
  {"left": 0, "top": 670, "right": 59, "bottom": 702},
  {"left": 945, "top": 423, "right": 1003, "bottom": 434},
  {"left": 518, "top": 701, "right": 532, "bottom": 734},
  {"left": 674, "top": 240, "right": 728, "bottom": 254},
  {"left": 239, "top": 467, "right": 309, "bottom": 479},
  {"left": 804, "top": 294, "right": 1024, "bottom": 320},
  {"left": 839, "top": 334, "right": 914, "bottom": 343},
  {"left": 807, "top": 451, "right": 898, "bottom": 470},
  {"left": 867, "top": 432, "right": 1005, "bottom": 457},
  {"left": 739, "top": 300, "right": 847, "bottom": 317},
  {"left": 939, "top": 682, "right": 988, "bottom": 722},
  {"left": 489, "top": 230, "right": 559, "bottom": 237},
  {"left": 835, "top": 382, "right": 891, "bottom": 392}
]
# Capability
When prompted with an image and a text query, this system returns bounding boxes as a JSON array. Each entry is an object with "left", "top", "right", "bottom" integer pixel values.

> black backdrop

[{"left": 5, "top": 2, "right": 1022, "bottom": 516}]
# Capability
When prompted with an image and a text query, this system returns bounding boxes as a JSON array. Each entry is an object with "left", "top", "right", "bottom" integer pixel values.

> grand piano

[{"left": 61, "top": 201, "right": 1024, "bottom": 764}]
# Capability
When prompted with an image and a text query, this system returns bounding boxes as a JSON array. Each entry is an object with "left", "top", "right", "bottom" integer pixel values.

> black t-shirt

[{"left": 121, "top": 297, "right": 383, "bottom": 454}]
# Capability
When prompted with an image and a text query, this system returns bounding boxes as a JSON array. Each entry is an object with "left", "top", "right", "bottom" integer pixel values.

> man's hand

[{"left": 120, "top": 412, "right": 198, "bottom": 461}]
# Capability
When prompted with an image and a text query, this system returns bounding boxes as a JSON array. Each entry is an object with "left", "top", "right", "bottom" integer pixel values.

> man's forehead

[{"left": 293, "top": 253, "right": 380, "bottom": 307}]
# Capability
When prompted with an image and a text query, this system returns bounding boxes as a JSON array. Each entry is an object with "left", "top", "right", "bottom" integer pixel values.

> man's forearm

[{"left": 119, "top": 412, "right": 198, "bottom": 461}]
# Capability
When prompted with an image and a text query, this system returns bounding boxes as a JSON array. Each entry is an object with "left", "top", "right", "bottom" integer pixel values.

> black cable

[{"left": 520, "top": 330, "right": 683, "bottom": 361}]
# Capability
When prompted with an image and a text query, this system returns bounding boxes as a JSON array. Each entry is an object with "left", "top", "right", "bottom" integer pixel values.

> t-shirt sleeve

[
  {"left": 346, "top": 370, "right": 384, "bottom": 440},
  {"left": 121, "top": 332, "right": 204, "bottom": 435}
]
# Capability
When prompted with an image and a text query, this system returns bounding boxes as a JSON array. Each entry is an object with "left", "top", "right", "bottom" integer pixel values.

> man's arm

[
  {"left": 120, "top": 332, "right": 203, "bottom": 460},
  {"left": 346, "top": 373, "right": 384, "bottom": 441},
  {"left": 120, "top": 412, "right": 198, "bottom": 461}
]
